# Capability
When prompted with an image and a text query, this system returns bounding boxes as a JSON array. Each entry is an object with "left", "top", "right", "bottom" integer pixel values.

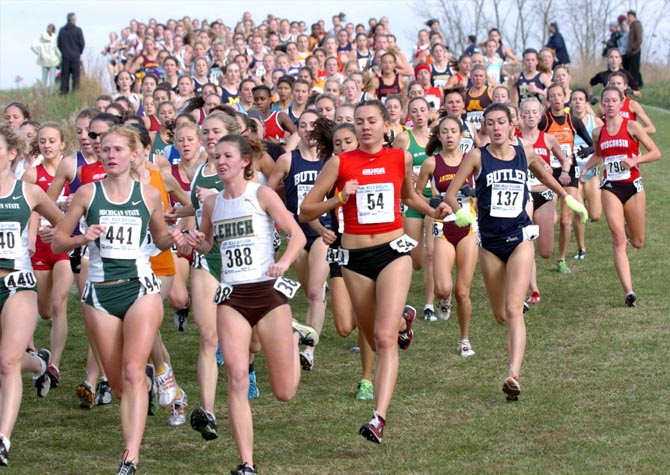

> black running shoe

[
  {"left": 231, "top": 462, "right": 257, "bottom": 474},
  {"left": 145, "top": 365, "right": 158, "bottom": 416},
  {"left": 116, "top": 460, "right": 136, "bottom": 475},
  {"left": 190, "top": 406, "right": 218, "bottom": 440},
  {"left": 625, "top": 291, "right": 637, "bottom": 307},
  {"left": 33, "top": 349, "right": 51, "bottom": 398},
  {"left": 0, "top": 435, "right": 8, "bottom": 466},
  {"left": 173, "top": 305, "right": 189, "bottom": 332}
]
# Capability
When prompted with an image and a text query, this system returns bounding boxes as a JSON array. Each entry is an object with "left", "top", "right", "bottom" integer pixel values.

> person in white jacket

[{"left": 32, "top": 24, "right": 61, "bottom": 93}]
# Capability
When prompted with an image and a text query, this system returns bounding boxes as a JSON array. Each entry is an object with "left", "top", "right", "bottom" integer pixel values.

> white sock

[{"left": 424, "top": 304, "right": 434, "bottom": 312}]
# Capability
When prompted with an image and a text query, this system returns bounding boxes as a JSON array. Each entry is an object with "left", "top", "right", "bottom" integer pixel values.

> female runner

[
  {"left": 0, "top": 126, "right": 61, "bottom": 466},
  {"left": 187, "top": 134, "right": 313, "bottom": 475},
  {"left": 444, "top": 103, "right": 587, "bottom": 399},
  {"left": 392, "top": 97, "right": 436, "bottom": 321},
  {"left": 579, "top": 87, "right": 660, "bottom": 306},
  {"left": 268, "top": 110, "right": 329, "bottom": 371},
  {"left": 300, "top": 100, "right": 448, "bottom": 443},
  {"left": 52, "top": 125, "right": 183, "bottom": 474},
  {"left": 416, "top": 115, "right": 478, "bottom": 356},
  {"left": 21, "top": 123, "right": 73, "bottom": 383}
]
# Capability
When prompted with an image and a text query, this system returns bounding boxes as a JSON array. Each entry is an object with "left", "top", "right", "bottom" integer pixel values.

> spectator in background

[
  {"left": 625, "top": 10, "right": 643, "bottom": 87},
  {"left": 546, "top": 22, "right": 570, "bottom": 66},
  {"left": 617, "top": 15, "right": 629, "bottom": 57},
  {"left": 57, "top": 12, "right": 85, "bottom": 94},
  {"left": 31, "top": 24, "right": 61, "bottom": 94},
  {"left": 463, "top": 35, "right": 481, "bottom": 57},
  {"left": 602, "top": 21, "right": 621, "bottom": 58}
]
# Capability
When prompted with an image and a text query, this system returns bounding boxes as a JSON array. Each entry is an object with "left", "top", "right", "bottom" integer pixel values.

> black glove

[
  {"left": 429, "top": 196, "right": 443, "bottom": 209},
  {"left": 577, "top": 146, "right": 593, "bottom": 159},
  {"left": 459, "top": 184, "right": 476, "bottom": 197}
]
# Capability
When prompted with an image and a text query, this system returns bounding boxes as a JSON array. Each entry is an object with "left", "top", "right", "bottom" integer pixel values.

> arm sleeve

[{"left": 572, "top": 114, "right": 593, "bottom": 147}]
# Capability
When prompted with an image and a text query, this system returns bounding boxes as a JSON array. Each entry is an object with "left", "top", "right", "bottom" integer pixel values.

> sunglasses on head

[{"left": 88, "top": 131, "right": 103, "bottom": 140}]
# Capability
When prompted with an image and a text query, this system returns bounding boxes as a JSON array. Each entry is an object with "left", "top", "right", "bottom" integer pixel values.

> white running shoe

[
  {"left": 457, "top": 340, "right": 475, "bottom": 358},
  {"left": 156, "top": 364, "right": 177, "bottom": 408},
  {"left": 423, "top": 307, "right": 438, "bottom": 322},
  {"left": 437, "top": 296, "right": 452, "bottom": 321},
  {"left": 168, "top": 388, "right": 188, "bottom": 426}
]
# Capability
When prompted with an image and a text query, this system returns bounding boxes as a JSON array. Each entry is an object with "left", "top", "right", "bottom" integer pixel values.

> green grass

[{"left": 6, "top": 109, "right": 670, "bottom": 474}]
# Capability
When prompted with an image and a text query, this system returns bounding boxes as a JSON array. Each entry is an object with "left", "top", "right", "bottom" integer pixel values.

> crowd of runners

[{"left": 0, "top": 9, "right": 660, "bottom": 474}]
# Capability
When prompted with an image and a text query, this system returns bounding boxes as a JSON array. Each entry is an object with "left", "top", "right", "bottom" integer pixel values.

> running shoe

[
  {"left": 231, "top": 462, "right": 257, "bottom": 474},
  {"left": 359, "top": 411, "right": 385, "bottom": 444},
  {"left": 523, "top": 301, "right": 530, "bottom": 313},
  {"left": 457, "top": 340, "right": 475, "bottom": 358},
  {"left": 33, "top": 349, "right": 51, "bottom": 398},
  {"left": 76, "top": 381, "right": 94, "bottom": 409},
  {"left": 47, "top": 364, "right": 60, "bottom": 388},
  {"left": 173, "top": 305, "right": 189, "bottom": 332},
  {"left": 625, "top": 291, "right": 637, "bottom": 307},
  {"left": 0, "top": 435, "right": 9, "bottom": 466},
  {"left": 299, "top": 350, "right": 314, "bottom": 371},
  {"left": 168, "top": 388, "right": 188, "bottom": 427},
  {"left": 574, "top": 249, "right": 586, "bottom": 260},
  {"left": 437, "top": 296, "right": 452, "bottom": 321},
  {"left": 116, "top": 460, "right": 136, "bottom": 475},
  {"left": 216, "top": 344, "right": 224, "bottom": 366},
  {"left": 291, "top": 319, "right": 319, "bottom": 347},
  {"left": 349, "top": 345, "right": 360, "bottom": 354},
  {"left": 527, "top": 291, "right": 541, "bottom": 304},
  {"left": 145, "top": 364, "right": 158, "bottom": 416},
  {"left": 502, "top": 376, "right": 521, "bottom": 401},
  {"left": 95, "top": 379, "right": 113, "bottom": 406},
  {"left": 190, "top": 406, "right": 218, "bottom": 440},
  {"left": 156, "top": 364, "right": 177, "bottom": 407},
  {"left": 398, "top": 305, "right": 416, "bottom": 350},
  {"left": 423, "top": 307, "right": 438, "bottom": 322},
  {"left": 355, "top": 379, "right": 374, "bottom": 401},
  {"left": 557, "top": 259, "right": 571, "bottom": 274},
  {"left": 248, "top": 370, "right": 260, "bottom": 399}
]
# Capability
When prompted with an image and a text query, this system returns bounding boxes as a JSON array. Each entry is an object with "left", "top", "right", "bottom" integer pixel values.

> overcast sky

[{"left": 0, "top": 0, "right": 425, "bottom": 90}]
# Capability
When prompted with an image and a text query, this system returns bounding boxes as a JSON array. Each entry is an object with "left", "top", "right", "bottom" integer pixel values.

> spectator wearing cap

[
  {"left": 624, "top": 10, "right": 643, "bottom": 87},
  {"left": 546, "top": 21, "right": 570, "bottom": 66},
  {"left": 602, "top": 20, "right": 622, "bottom": 57}
]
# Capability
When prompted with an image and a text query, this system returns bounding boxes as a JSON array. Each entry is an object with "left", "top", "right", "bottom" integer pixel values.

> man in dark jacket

[
  {"left": 625, "top": 10, "right": 643, "bottom": 87},
  {"left": 57, "top": 12, "right": 85, "bottom": 94},
  {"left": 546, "top": 22, "right": 570, "bottom": 67}
]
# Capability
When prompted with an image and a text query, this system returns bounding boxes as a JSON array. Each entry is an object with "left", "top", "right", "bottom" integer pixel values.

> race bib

[
  {"left": 0, "top": 222, "right": 22, "bottom": 259},
  {"left": 145, "top": 230, "right": 161, "bottom": 257},
  {"left": 389, "top": 234, "right": 418, "bottom": 253},
  {"left": 633, "top": 177, "right": 644, "bottom": 192},
  {"left": 273, "top": 276, "right": 300, "bottom": 299},
  {"left": 98, "top": 215, "right": 142, "bottom": 259},
  {"left": 140, "top": 272, "right": 162, "bottom": 294},
  {"left": 550, "top": 143, "right": 572, "bottom": 168},
  {"left": 459, "top": 137, "right": 474, "bottom": 155},
  {"left": 213, "top": 282, "right": 233, "bottom": 304},
  {"left": 3, "top": 270, "right": 36, "bottom": 290},
  {"left": 432, "top": 220, "right": 443, "bottom": 237},
  {"left": 490, "top": 183, "right": 524, "bottom": 218},
  {"left": 337, "top": 207, "right": 344, "bottom": 234},
  {"left": 527, "top": 169, "right": 541, "bottom": 188},
  {"left": 444, "top": 193, "right": 472, "bottom": 223},
  {"left": 604, "top": 154, "right": 631, "bottom": 181},
  {"left": 356, "top": 183, "right": 394, "bottom": 224},
  {"left": 466, "top": 111, "right": 484, "bottom": 130},
  {"left": 297, "top": 184, "right": 312, "bottom": 214},
  {"left": 220, "top": 236, "right": 260, "bottom": 284},
  {"left": 326, "top": 247, "right": 344, "bottom": 264},
  {"left": 522, "top": 224, "right": 539, "bottom": 241}
]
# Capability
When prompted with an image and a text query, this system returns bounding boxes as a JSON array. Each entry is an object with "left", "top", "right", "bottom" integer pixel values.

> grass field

[{"left": 3, "top": 108, "right": 669, "bottom": 474}]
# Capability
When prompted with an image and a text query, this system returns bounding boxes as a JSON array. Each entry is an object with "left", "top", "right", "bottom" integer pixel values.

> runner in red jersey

[
  {"left": 299, "top": 100, "right": 448, "bottom": 444},
  {"left": 580, "top": 86, "right": 660, "bottom": 307}
]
